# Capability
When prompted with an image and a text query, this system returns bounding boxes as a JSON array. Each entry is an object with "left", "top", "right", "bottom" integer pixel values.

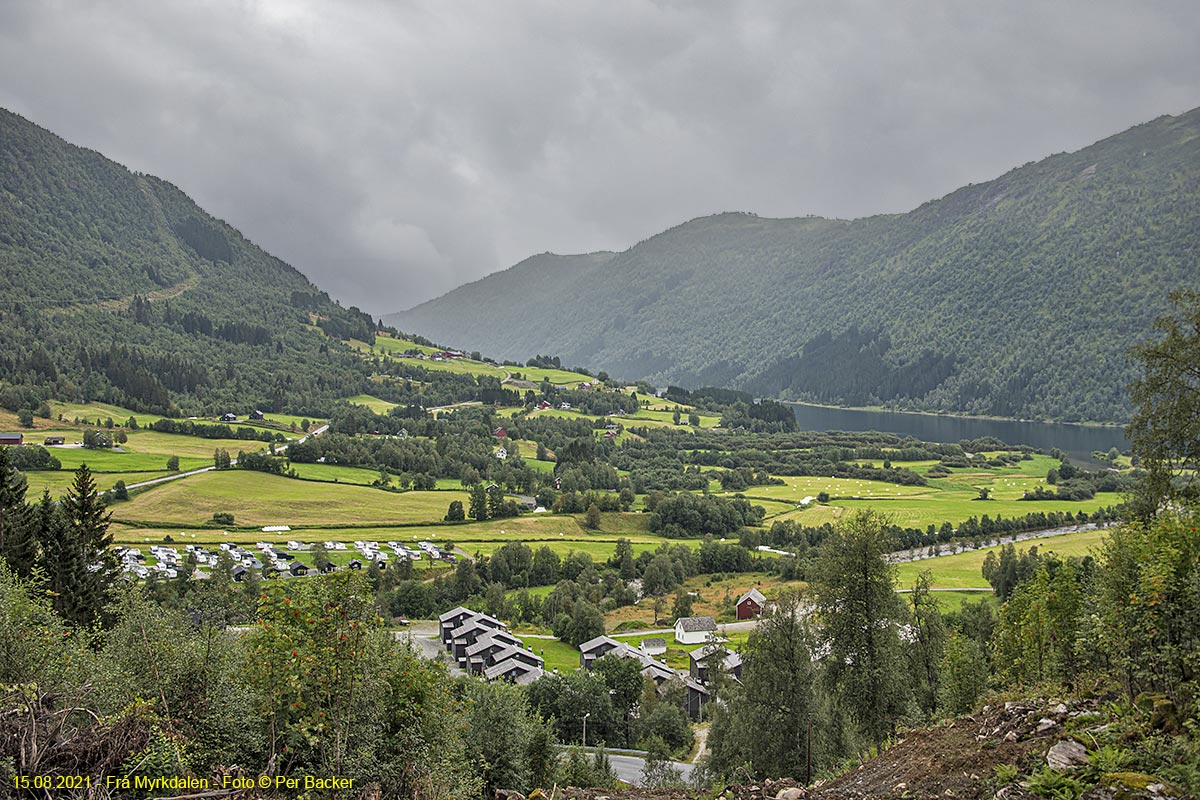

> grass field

[
  {"left": 397, "top": 356, "right": 509, "bottom": 379},
  {"left": 507, "top": 366, "right": 594, "bottom": 386},
  {"left": 50, "top": 448, "right": 209, "bottom": 474},
  {"left": 286, "top": 462, "right": 387, "bottom": 486},
  {"left": 48, "top": 400, "right": 168, "bottom": 427},
  {"left": 25, "top": 470, "right": 168, "bottom": 496},
  {"left": 342, "top": 394, "right": 398, "bottom": 414},
  {"left": 112, "top": 471, "right": 472, "bottom": 527},
  {"left": 518, "top": 636, "right": 580, "bottom": 674},
  {"left": 894, "top": 528, "right": 1107, "bottom": 589},
  {"left": 349, "top": 334, "right": 441, "bottom": 356}
]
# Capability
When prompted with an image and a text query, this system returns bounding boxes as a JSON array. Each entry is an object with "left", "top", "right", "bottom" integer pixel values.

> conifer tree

[
  {"left": 57, "top": 465, "right": 116, "bottom": 625},
  {"left": 0, "top": 448, "right": 36, "bottom": 577}
]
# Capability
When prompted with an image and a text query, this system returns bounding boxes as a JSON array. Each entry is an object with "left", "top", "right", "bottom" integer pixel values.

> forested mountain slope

[
  {"left": 0, "top": 108, "right": 376, "bottom": 416},
  {"left": 391, "top": 107, "right": 1200, "bottom": 422}
]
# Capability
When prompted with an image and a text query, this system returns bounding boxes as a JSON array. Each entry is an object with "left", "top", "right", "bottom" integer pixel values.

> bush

[{"left": 209, "top": 512, "right": 235, "bottom": 526}]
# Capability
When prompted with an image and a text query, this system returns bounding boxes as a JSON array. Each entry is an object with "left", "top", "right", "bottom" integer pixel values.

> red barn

[
  {"left": 492, "top": 427, "right": 507, "bottom": 439},
  {"left": 736, "top": 588, "right": 767, "bottom": 620}
]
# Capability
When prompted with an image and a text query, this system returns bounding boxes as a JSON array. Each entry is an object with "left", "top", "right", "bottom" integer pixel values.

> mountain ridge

[
  {"left": 0, "top": 107, "right": 375, "bottom": 416},
  {"left": 388, "top": 107, "right": 1200, "bottom": 422}
]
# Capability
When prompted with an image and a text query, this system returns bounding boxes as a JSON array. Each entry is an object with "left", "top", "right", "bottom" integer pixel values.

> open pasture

[
  {"left": 894, "top": 527, "right": 1106, "bottom": 588},
  {"left": 48, "top": 400, "right": 168, "bottom": 427},
  {"left": 507, "top": 366, "right": 594, "bottom": 386},
  {"left": 833, "top": 492, "right": 1119, "bottom": 529},
  {"left": 112, "top": 470, "right": 472, "bottom": 527},
  {"left": 286, "top": 462, "right": 387, "bottom": 485},
  {"left": 25, "top": 470, "right": 167, "bottom": 496},
  {"left": 725, "top": 475, "right": 935, "bottom": 502},
  {"left": 342, "top": 394, "right": 399, "bottom": 414},
  {"left": 396, "top": 356, "right": 508, "bottom": 379}
]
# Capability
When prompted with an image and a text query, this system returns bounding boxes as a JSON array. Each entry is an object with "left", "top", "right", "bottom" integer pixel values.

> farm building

[
  {"left": 494, "top": 447, "right": 507, "bottom": 460},
  {"left": 220, "top": 413, "right": 237, "bottom": 423},
  {"left": 0, "top": 433, "right": 24, "bottom": 446},
  {"left": 249, "top": 409, "right": 265, "bottom": 421},
  {"left": 736, "top": 588, "right": 767, "bottom": 620},
  {"left": 674, "top": 615, "right": 718, "bottom": 645},
  {"left": 492, "top": 427, "right": 507, "bottom": 438},
  {"left": 537, "top": 400, "right": 552, "bottom": 410},
  {"left": 640, "top": 637, "right": 667, "bottom": 656}
]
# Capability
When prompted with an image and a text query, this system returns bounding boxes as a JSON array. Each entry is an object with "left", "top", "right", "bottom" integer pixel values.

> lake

[{"left": 787, "top": 403, "right": 1128, "bottom": 467}]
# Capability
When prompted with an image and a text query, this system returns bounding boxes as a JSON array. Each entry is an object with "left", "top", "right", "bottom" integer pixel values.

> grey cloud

[{"left": 1, "top": 0, "right": 1197, "bottom": 314}]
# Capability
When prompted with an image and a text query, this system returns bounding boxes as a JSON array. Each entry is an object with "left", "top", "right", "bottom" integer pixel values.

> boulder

[
  {"left": 1047, "top": 739, "right": 1088, "bottom": 770},
  {"left": 775, "top": 789, "right": 806, "bottom": 800}
]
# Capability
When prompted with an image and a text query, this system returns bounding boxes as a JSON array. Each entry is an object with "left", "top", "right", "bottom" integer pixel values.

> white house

[
  {"left": 674, "top": 615, "right": 718, "bottom": 645},
  {"left": 495, "top": 447, "right": 508, "bottom": 460}
]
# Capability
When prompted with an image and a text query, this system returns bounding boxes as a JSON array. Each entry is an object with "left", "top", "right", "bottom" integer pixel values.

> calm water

[{"left": 787, "top": 403, "right": 1128, "bottom": 467}]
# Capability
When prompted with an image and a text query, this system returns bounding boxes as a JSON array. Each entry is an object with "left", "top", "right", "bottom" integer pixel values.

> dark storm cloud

[{"left": 2, "top": 1, "right": 1197, "bottom": 314}]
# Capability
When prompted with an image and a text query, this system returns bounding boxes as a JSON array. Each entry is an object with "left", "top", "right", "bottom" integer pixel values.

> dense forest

[
  {"left": 0, "top": 109, "right": 377, "bottom": 417},
  {"left": 392, "top": 106, "right": 1200, "bottom": 423}
]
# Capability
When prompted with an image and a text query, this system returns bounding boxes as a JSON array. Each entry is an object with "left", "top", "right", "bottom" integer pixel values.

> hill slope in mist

[{"left": 390, "top": 107, "right": 1200, "bottom": 422}]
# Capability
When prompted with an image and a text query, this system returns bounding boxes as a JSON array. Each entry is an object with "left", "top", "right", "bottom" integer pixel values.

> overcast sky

[{"left": 2, "top": 1, "right": 1198, "bottom": 314}]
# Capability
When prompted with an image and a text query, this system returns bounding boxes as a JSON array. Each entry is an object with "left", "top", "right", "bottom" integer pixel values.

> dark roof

[
  {"left": 641, "top": 637, "right": 666, "bottom": 649},
  {"left": 675, "top": 616, "right": 717, "bottom": 633}
]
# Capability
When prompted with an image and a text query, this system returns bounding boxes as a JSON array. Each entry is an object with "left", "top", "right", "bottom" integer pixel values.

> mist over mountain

[
  {"left": 0, "top": 108, "right": 375, "bottom": 415},
  {"left": 389, "top": 107, "right": 1200, "bottom": 423}
]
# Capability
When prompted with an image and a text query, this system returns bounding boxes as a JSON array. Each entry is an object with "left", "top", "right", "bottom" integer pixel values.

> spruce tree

[
  {"left": 0, "top": 448, "right": 36, "bottom": 577},
  {"left": 58, "top": 465, "right": 116, "bottom": 625}
]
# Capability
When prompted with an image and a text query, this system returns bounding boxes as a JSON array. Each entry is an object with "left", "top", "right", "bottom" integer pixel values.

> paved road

[{"left": 566, "top": 749, "right": 693, "bottom": 787}]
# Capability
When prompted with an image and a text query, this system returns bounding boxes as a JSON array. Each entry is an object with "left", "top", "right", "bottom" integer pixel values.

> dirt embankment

[{"left": 548, "top": 697, "right": 1183, "bottom": 800}]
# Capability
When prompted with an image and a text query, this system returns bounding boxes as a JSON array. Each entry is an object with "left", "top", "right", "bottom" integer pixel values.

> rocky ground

[{"left": 536, "top": 698, "right": 1185, "bottom": 800}]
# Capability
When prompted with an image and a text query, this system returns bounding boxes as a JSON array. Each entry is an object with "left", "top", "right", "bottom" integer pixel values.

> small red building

[
  {"left": 0, "top": 433, "right": 24, "bottom": 447},
  {"left": 736, "top": 588, "right": 767, "bottom": 620},
  {"left": 492, "top": 427, "right": 507, "bottom": 439}
]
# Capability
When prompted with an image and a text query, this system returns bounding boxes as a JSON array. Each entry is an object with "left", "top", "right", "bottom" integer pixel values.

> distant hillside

[
  {"left": 0, "top": 108, "right": 376, "bottom": 416},
  {"left": 390, "top": 107, "right": 1200, "bottom": 422}
]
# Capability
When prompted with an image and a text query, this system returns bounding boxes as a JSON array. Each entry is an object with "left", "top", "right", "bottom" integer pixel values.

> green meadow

[{"left": 111, "top": 471, "right": 472, "bottom": 528}]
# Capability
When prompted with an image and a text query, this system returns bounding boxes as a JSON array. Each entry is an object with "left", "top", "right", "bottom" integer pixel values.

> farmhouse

[
  {"left": 0, "top": 433, "right": 23, "bottom": 446},
  {"left": 494, "top": 447, "right": 507, "bottom": 460},
  {"left": 736, "top": 588, "right": 767, "bottom": 620},
  {"left": 249, "top": 409, "right": 265, "bottom": 421},
  {"left": 559, "top": 402, "right": 571, "bottom": 410},
  {"left": 43, "top": 435, "right": 65, "bottom": 445},
  {"left": 220, "top": 413, "right": 237, "bottom": 423},
  {"left": 674, "top": 615, "right": 718, "bottom": 645}
]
